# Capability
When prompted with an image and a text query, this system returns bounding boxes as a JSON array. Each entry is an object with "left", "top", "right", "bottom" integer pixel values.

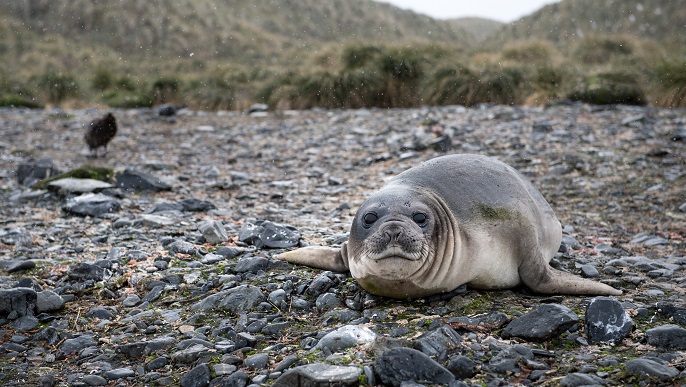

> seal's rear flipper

[
  {"left": 519, "top": 254, "right": 622, "bottom": 296},
  {"left": 275, "top": 245, "right": 349, "bottom": 273}
]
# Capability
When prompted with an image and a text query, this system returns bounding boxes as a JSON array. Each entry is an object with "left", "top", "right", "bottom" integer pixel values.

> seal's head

[{"left": 346, "top": 185, "right": 450, "bottom": 298}]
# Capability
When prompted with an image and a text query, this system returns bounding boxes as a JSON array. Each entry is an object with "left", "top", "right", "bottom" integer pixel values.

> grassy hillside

[
  {"left": 485, "top": 0, "right": 686, "bottom": 50},
  {"left": 449, "top": 17, "right": 504, "bottom": 42},
  {"left": 0, "top": 0, "right": 684, "bottom": 110}
]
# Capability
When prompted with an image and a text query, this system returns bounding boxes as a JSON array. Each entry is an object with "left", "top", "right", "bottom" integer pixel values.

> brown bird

[{"left": 85, "top": 112, "right": 117, "bottom": 157}]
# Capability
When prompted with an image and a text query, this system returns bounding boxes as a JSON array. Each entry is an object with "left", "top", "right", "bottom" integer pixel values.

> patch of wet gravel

[{"left": 0, "top": 103, "right": 684, "bottom": 386}]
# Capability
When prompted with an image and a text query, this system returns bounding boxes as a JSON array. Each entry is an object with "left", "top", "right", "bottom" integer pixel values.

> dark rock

[
  {"left": 103, "top": 368, "right": 135, "bottom": 380},
  {"left": 502, "top": 304, "right": 579, "bottom": 341},
  {"left": 0, "top": 228, "right": 34, "bottom": 247},
  {"left": 446, "top": 355, "right": 477, "bottom": 379},
  {"left": 374, "top": 347, "right": 455, "bottom": 386},
  {"left": 39, "top": 373, "right": 57, "bottom": 387},
  {"left": 117, "top": 342, "right": 148, "bottom": 359},
  {"left": 58, "top": 335, "right": 97, "bottom": 356},
  {"left": 247, "top": 103, "right": 269, "bottom": 114},
  {"left": 645, "top": 324, "right": 686, "bottom": 350},
  {"left": 116, "top": 169, "right": 172, "bottom": 192},
  {"left": 656, "top": 302, "right": 686, "bottom": 325},
  {"left": 87, "top": 306, "right": 116, "bottom": 320},
  {"left": 0, "top": 287, "right": 37, "bottom": 318},
  {"left": 244, "top": 353, "right": 269, "bottom": 369},
  {"left": 16, "top": 158, "right": 60, "bottom": 186},
  {"left": 63, "top": 193, "right": 121, "bottom": 217},
  {"left": 206, "top": 285, "right": 265, "bottom": 314},
  {"left": 214, "top": 246, "right": 249, "bottom": 259},
  {"left": 625, "top": 357, "right": 678, "bottom": 381},
  {"left": 210, "top": 370, "right": 248, "bottom": 387},
  {"left": 272, "top": 363, "right": 361, "bottom": 387},
  {"left": 585, "top": 296, "right": 633, "bottom": 344},
  {"left": 180, "top": 363, "right": 211, "bottom": 387},
  {"left": 85, "top": 112, "right": 117, "bottom": 157},
  {"left": 413, "top": 325, "right": 462, "bottom": 362},
  {"left": 3, "top": 259, "right": 36, "bottom": 273},
  {"left": 238, "top": 220, "right": 301, "bottom": 248},
  {"left": 559, "top": 372, "right": 606, "bottom": 386},
  {"left": 36, "top": 290, "right": 65, "bottom": 313},
  {"left": 487, "top": 345, "right": 533, "bottom": 374},
  {"left": 158, "top": 104, "right": 185, "bottom": 117},
  {"left": 167, "top": 240, "right": 197, "bottom": 255},
  {"left": 199, "top": 220, "right": 229, "bottom": 244},
  {"left": 141, "top": 285, "right": 165, "bottom": 303},
  {"left": 234, "top": 256, "right": 270, "bottom": 274},
  {"left": 179, "top": 198, "right": 216, "bottom": 212},
  {"left": 68, "top": 263, "right": 106, "bottom": 281},
  {"left": 315, "top": 292, "right": 340, "bottom": 312},
  {"left": 306, "top": 271, "right": 336, "bottom": 296}
]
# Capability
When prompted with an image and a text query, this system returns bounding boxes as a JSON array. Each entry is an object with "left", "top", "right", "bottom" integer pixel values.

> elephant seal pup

[{"left": 277, "top": 154, "right": 622, "bottom": 299}]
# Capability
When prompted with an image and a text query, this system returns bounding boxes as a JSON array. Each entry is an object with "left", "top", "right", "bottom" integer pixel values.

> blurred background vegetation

[{"left": 0, "top": 0, "right": 684, "bottom": 110}]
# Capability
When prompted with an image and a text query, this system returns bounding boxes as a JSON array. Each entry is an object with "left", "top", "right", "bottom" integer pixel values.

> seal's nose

[{"left": 383, "top": 226, "right": 403, "bottom": 243}]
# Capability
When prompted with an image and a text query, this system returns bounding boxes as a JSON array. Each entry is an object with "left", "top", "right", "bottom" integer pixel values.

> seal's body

[{"left": 277, "top": 154, "right": 621, "bottom": 299}]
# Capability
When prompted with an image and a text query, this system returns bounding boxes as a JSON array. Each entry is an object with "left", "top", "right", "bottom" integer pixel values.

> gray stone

[
  {"left": 63, "top": 193, "right": 121, "bottom": 217},
  {"left": 59, "top": 335, "right": 97, "bottom": 356},
  {"left": 238, "top": 220, "right": 301, "bottom": 248},
  {"left": 215, "top": 285, "right": 265, "bottom": 313},
  {"left": 487, "top": 345, "right": 534, "bottom": 374},
  {"left": 268, "top": 289, "right": 287, "bottom": 305},
  {"left": 645, "top": 324, "right": 686, "bottom": 350},
  {"left": 585, "top": 296, "right": 633, "bottom": 344},
  {"left": 11, "top": 314, "right": 39, "bottom": 331},
  {"left": 15, "top": 158, "right": 60, "bottom": 186},
  {"left": 0, "top": 287, "right": 37, "bottom": 318},
  {"left": 116, "top": 169, "right": 172, "bottom": 192},
  {"left": 316, "top": 325, "right": 377, "bottom": 354},
  {"left": 579, "top": 265, "right": 599, "bottom": 278},
  {"left": 140, "top": 214, "right": 176, "bottom": 226},
  {"left": 69, "top": 262, "right": 106, "bottom": 281},
  {"left": 36, "top": 290, "right": 65, "bottom": 313},
  {"left": 214, "top": 246, "right": 249, "bottom": 259},
  {"left": 413, "top": 325, "right": 462, "bottom": 362},
  {"left": 272, "top": 363, "right": 361, "bottom": 387},
  {"left": 141, "top": 285, "right": 165, "bottom": 303},
  {"left": 234, "top": 256, "right": 270, "bottom": 273},
  {"left": 374, "top": 347, "right": 455, "bottom": 386},
  {"left": 180, "top": 363, "right": 211, "bottom": 387},
  {"left": 171, "top": 344, "right": 215, "bottom": 364},
  {"left": 213, "top": 363, "right": 237, "bottom": 376},
  {"left": 210, "top": 370, "right": 248, "bottom": 387},
  {"left": 86, "top": 306, "right": 116, "bottom": 320},
  {"left": 446, "top": 355, "right": 477, "bottom": 379},
  {"left": 199, "top": 220, "right": 229, "bottom": 244},
  {"left": 559, "top": 372, "right": 606, "bottom": 386},
  {"left": 306, "top": 271, "right": 336, "bottom": 296},
  {"left": 502, "top": 304, "right": 579, "bottom": 341},
  {"left": 244, "top": 353, "right": 269, "bottom": 369},
  {"left": 167, "top": 240, "right": 197, "bottom": 255},
  {"left": 122, "top": 294, "right": 141, "bottom": 307},
  {"left": 315, "top": 292, "right": 340, "bottom": 312},
  {"left": 47, "top": 177, "right": 113, "bottom": 194},
  {"left": 625, "top": 357, "right": 678, "bottom": 381},
  {"left": 2, "top": 259, "right": 36, "bottom": 273},
  {"left": 82, "top": 374, "right": 108, "bottom": 386}
]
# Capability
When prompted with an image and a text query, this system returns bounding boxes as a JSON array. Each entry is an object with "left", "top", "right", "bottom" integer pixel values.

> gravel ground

[{"left": 0, "top": 103, "right": 685, "bottom": 386}]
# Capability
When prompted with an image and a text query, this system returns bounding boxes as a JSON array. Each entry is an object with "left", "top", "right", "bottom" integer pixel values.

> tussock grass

[{"left": 649, "top": 59, "right": 686, "bottom": 108}]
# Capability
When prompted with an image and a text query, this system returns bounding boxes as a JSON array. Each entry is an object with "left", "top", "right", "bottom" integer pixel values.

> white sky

[{"left": 375, "top": 0, "right": 561, "bottom": 22}]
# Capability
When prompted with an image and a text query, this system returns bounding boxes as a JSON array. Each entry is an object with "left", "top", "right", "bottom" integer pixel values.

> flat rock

[
  {"left": 199, "top": 220, "right": 229, "bottom": 245},
  {"left": 272, "top": 363, "right": 361, "bottom": 387},
  {"left": 238, "top": 220, "right": 301, "bottom": 248},
  {"left": 63, "top": 193, "right": 121, "bottom": 217},
  {"left": 373, "top": 347, "right": 455, "bottom": 386},
  {"left": 502, "top": 304, "right": 579, "bottom": 341},
  {"left": 116, "top": 169, "right": 172, "bottom": 192},
  {"left": 645, "top": 324, "right": 686, "bottom": 350},
  {"left": 625, "top": 357, "right": 679, "bottom": 381},
  {"left": 47, "top": 177, "right": 113, "bottom": 194}
]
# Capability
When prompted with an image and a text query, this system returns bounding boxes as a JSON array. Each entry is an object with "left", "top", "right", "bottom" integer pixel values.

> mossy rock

[
  {"left": 32, "top": 166, "right": 115, "bottom": 190},
  {"left": 568, "top": 72, "right": 646, "bottom": 106},
  {"left": 102, "top": 90, "right": 153, "bottom": 108}
]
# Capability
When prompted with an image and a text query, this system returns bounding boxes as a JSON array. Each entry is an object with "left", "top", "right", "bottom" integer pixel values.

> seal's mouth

[{"left": 367, "top": 245, "right": 423, "bottom": 261}]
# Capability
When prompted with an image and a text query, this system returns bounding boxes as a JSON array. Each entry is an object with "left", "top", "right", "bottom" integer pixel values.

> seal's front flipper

[
  {"left": 519, "top": 253, "right": 622, "bottom": 296},
  {"left": 275, "top": 245, "right": 349, "bottom": 273}
]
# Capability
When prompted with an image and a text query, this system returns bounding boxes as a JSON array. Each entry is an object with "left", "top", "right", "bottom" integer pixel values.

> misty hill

[
  {"left": 0, "top": 0, "right": 470, "bottom": 66},
  {"left": 448, "top": 17, "right": 504, "bottom": 42},
  {"left": 486, "top": 0, "right": 685, "bottom": 50}
]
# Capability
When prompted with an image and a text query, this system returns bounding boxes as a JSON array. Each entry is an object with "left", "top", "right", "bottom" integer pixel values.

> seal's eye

[
  {"left": 362, "top": 212, "right": 378, "bottom": 227},
  {"left": 412, "top": 213, "right": 428, "bottom": 226}
]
